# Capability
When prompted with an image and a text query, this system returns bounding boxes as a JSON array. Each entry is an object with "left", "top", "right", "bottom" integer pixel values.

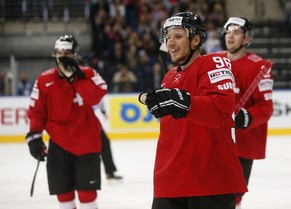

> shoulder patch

[
  {"left": 247, "top": 54, "right": 263, "bottom": 62},
  {"left": 258, "top": 79, "right": 273, "bottom": 92},
  {"left": 41, "top": 68, "right": 56, "bottom": 76},
  {"left": 208, "top": 68, "right": 234, "bottom": 84},
  {"left": 81, "top": 66, "right": 91, "bottom": 71}
]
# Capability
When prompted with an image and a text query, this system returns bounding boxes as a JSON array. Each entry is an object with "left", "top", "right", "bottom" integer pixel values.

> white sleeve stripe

[
  {"left": 31, "top": 88, "right": 39, "bottom": 100},
  {"left": 92, "top": 75, "right": 106, "bottom": 85},
  {"left": 29, "top": 99, "right": 35, "bottom": 107}
]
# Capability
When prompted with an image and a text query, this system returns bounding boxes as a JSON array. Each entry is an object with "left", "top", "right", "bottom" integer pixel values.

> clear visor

[
  {"left": 54, "top": 40, "right": 73, "bottom": 51},
  {"left": 52, "top": 40, "right": 74, "bottom": 57},
  {"left": 224, "top": 25, "right": 243, "bottom": 34},
  {"left": 160, "top": 16, "right": 184, "bottom": 43},
  {"left": 159, "top": 26, "right": 188, "bottom": 43}
]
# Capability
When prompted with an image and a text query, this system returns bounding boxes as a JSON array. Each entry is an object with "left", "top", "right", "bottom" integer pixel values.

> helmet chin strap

[
  {"left": 230, "top": 36, "right": 248, "bottom": 54},
  {"left": 230, "top": 44, "right": 245, "bottom": 54},
  {"left": 177, "top": 45, "right": 199, "bottom": 72}
]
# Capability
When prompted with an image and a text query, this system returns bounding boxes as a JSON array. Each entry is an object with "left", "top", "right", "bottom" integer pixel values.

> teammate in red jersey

[
  {"left": 218, "top": 17, "right": 274, "bottom": 209},
  {"left": 25, "top": 35, "right": 107, "bottom": 209},
  {"left": 138, "top": 12, "right": 247, "bottom": 209}
]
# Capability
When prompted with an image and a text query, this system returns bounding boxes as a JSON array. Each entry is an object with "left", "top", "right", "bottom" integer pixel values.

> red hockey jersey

[
  {"left": 217, "top": 52, "right": 273, "bottom": 159},
  {"left": 27, "top": 66, "right": 107, "bottom": 155},
  {"left": 153, "top": 54, "right": 247, "bottom": 198}
]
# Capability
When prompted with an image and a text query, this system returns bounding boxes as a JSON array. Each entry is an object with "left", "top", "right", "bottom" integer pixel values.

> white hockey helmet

[{"left": 53, "top": 35, "right": 79, "bottom": 57}]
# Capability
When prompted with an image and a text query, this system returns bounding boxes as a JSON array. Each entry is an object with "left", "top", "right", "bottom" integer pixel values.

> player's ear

[
  {"left": 190, "top": 35, "right": 201, "bottom": 50},
  {"left": 243, "top": 35, "right": 251, "bottom": 46}
]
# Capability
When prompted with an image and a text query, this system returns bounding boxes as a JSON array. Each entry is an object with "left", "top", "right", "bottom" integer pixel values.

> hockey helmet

[
  {"left": 160, "top": 12, "right": 206, "bottom": 46},
  {"left": 53, "top": 35, "right": 79, "bottom": 56},
  {"left": 224, "top": 17, "right": 254, "bottom": 37}
]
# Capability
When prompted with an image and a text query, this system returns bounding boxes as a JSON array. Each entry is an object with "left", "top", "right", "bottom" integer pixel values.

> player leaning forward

[
  {"left": 25, "top": 35, "right": 107, "bottom": 209},
  {"left": 139, "top": 12, "right": 248, "bottom": 209}
]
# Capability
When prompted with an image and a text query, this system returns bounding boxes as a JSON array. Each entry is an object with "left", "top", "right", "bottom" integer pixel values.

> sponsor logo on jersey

[
  {"left": 217, "top": 82, "right": 234, "bottom": 90},
  {"left": 258, "top": 79, "right": 273, "bottom": 92},
  {"left": 248, "top": 54, "right": 262, "bottom": 62},
  {"left": 173, "top": 73, "right": 181, "bottom": 84},
  {"left": 45, "top": 81, "right": 54, "bottom": 87},
  {"left": 264, "top": 92, "right": 272, "bottom": 101},
  {"left": 89, "top": 180, "right": 97, "bottom": 184},
  {"left": 208, "top": 68, "right": 234, "bottom": 84},
  {"left": 42, "top": 68, "right": 55, "bottom": 75}
]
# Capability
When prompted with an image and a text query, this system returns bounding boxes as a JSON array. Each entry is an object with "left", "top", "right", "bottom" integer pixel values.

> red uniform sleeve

[
  {"left": 73, "top": 67, "right": 107, "bottom": 106},
  {"left": 243, "top": 60, "right": 273, "bottom": 128},
  {"left": 27, "top": 78, "right": 48, "bottom": 132},
  {"left": 187, "top": 55, "right": 235, "bottom": 128}
]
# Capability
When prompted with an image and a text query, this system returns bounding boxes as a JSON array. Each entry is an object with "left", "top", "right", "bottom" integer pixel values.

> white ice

[{"left": 0, "top": 136, "right": 290, "bottom": 209}]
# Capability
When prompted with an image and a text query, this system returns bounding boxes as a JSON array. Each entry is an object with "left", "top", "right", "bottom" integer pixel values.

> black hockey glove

[
  {"left": 25, "top": 132, "right": 47, "bottom": 161},
  {"left": 144, "top": 88, "right": 172, "bottom": 118},
  {"left": 58, "top": 56, "right": 85, "bottom": 83},
  {"left": 144, "top": 88, "right": 191, "bottom": 119},
  {"left": 235, "top": 108, "right": 253, "bottom": 129},
  {"left": 170, "top": 88, "right": 191, "bottom": 119}
]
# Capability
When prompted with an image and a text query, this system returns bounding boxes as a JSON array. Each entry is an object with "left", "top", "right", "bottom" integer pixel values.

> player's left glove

[
  {"left": 58, "top": 56, "right": 85, "bottom": 83},
  {"left": 235, "top": 108, "right": 252, "bottom": 129},
  {"left": 143, "top": 88, "right": 191, "bottom": 119},
  {"left": 170, "top": 88, "right": 191, "bottom": 119}
]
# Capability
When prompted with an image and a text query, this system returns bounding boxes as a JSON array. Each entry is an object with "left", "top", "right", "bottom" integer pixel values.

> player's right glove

[
  {"left": 143, "top": 88, "right": 191, "bottom": 119},
  {"left": 25, "top": 132, "right": 47, "bottom": 161},
  {"left": 144, "top": 88, "right": 172, "bottom": 118},
  {"left": 58, "top": 56, "right": 85, "bottom": 83},
  {"left": 235, "top": 108, "right": 252, "bottom": 129}
]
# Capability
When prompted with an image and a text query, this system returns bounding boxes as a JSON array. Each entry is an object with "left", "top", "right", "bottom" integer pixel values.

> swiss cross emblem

[{"left": 73, "top": 93, "right": 84, "bottom": 106}]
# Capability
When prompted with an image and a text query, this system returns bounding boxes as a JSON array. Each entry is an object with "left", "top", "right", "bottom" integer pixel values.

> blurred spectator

[
  {"left": 112, "top": 64, "right": 137, "bottom": 92},
  {"left": 1, "top": 1, "right": 229, "bottom": 93},
  {"left": 152, "top": 61, "right": 163, "bottom": 89},
  {"left": 90, "top": 0, "right": 110, "bottom": 56},
  {"left": 17, "top": 71, "right": 33, "bottom": 96},
  {"left": 123, "top": 0, "right": 138, "bottom": 29},
  {"left": 282, "top": 0, "right": 291, "bottom": 28},
  {"left": 134, "top": 50, "right": 153, "bottom": 91},
  {"left": 203, "top": 30, "right": 222, "bottom": 53},
  {"left": 109, "top": 0, "right": 126, "bottom": 18},
  {"left": 203, "top": 19, "right": 223, "bottom": 53},
  {"left": 209, "top": 0, "right": 227, "bottom": 27},
  {"left": 108, "top": 41, "right": 127, "bottom": 65},
  {"left": 87, "top": 1, "right": 228, "bottom": 93}
]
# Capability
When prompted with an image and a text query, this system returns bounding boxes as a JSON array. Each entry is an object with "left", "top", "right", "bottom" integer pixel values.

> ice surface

[{"left": 0, "top": 136, "right": 290, "bottom": 209}]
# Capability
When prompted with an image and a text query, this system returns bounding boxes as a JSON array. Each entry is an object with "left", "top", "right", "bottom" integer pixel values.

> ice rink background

[{"left": 0, "top": 136, "right": 290, "bottom": 209}]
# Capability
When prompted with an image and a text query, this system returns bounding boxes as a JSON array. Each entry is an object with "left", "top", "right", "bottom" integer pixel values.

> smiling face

[
  {"left": 225, "top": 25, "right": 250, "bottom": 54},
  {"left": 166, "top": 27, "right": 191, "bottom": 64}
]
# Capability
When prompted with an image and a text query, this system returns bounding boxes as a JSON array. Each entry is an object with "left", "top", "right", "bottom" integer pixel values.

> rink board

[{"left": 0, "top": 91, "right": 290, "bottom": 142}]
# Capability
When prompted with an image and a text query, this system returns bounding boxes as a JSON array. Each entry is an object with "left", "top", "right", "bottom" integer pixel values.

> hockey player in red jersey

[
  {"left": 25, "top": 35, "right": 107, "bottom": 209},
  {"left": 217, "top": 17, "right": 274, "bottom": 209},
  {"left": 138, "top": 12, "right": 247, "bottom": 209}
]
